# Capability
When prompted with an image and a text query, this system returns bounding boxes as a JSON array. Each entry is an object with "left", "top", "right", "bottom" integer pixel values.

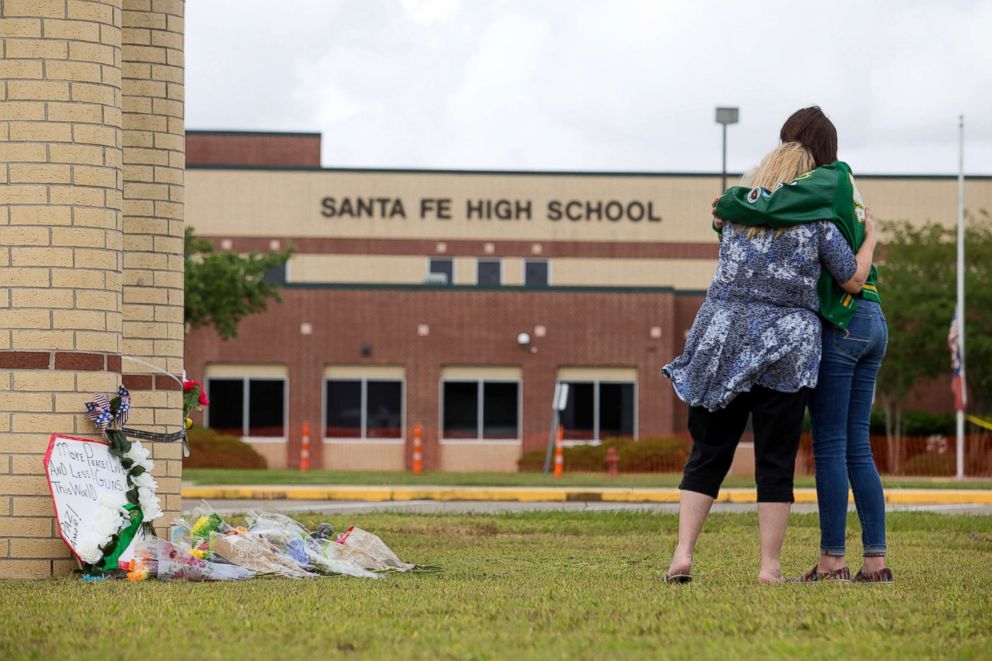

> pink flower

[
  {"left": 199, "top": 388, "right": 209, "bottom": 407},
  {"left": 183, "top": 379, "right": 199, "bottom": 393}
]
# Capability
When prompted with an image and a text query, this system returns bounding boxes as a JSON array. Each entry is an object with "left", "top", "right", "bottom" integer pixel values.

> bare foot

[
  {"left": 862, "top": 556, "right": 887, "bottom": 573},
  {"left": 667, "top": 547, "right": 692, "bottom": 579},
  {"left": 758, "top": 571, "right": 785, "bottom": 584}
]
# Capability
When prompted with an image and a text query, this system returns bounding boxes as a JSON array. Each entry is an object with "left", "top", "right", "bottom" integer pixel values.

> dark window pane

[
  {"left": 482, "top": 382, "right": 518, "bottom": 439},
  {"left": 560, "top": 382, "right": 595, "bottom": 441},
  {"left": 248, "top": 379, "right": 285, "bottom": 437},
  {"left": 366, "top": 380, "right": 403, "bottom": 438},
  {"left": 599, "top": 382, "right": 635, "bottom": 439},
  {"left": 206, "top": 379, "right": 244, "bottom": 437},
  {"left": 525, "top": 260, "right": 548, "bottom": 288},
  {"left": 428, "top": 258, "right": 452, "bottom": 285},
  {"left": 443, "top": 381, "right": 478, "bottom": 438},
  {"left": 326, "top": 380, "right": 362, "bottom": 438},
  {"left": 263, "top": 263, "right": 286, "bottom": 284},
  {"left": 478, "top": 260, "right": 501, "bottom": 287}
]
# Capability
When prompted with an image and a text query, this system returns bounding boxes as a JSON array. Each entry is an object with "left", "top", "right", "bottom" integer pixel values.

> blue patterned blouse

[{"left": 662, "top": 221, "right": 857, "bottom": 411}]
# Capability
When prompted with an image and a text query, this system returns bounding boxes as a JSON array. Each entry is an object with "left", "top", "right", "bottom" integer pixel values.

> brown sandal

[
  {"left": 853, "top": 567, "right": 893, "bottom": 583},
  {"left": 790, "top": 564, "right": 851, "bottom": 583}
]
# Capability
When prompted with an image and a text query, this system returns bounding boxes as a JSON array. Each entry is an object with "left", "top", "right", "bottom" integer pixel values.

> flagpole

[{"left": 956, "top": 115, "right": 966, "bottom": 480}]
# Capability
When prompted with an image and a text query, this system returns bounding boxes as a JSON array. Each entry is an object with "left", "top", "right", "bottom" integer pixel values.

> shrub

[
  {"left": 612, "top": 437, "right": 690, "bottom": 472},
  {"left": 185, "top": 426, "right": 268, "bottom": 469},
  {"left": 870, "top": 409, "right": 956, "bottom": 436},
  {"left": 897, "top": 450, "right": 991, "bottom": 477},
  {"left": 517, "top": 437, "right": 689, "bottom": 473}
]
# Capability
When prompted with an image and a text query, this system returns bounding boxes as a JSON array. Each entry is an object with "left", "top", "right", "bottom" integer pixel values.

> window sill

[{"left": 323, "top": 438, "right": 405, "bottom": 445}]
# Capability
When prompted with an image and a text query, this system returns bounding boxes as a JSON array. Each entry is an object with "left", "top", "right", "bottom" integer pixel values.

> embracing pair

[{"left": 662, "top": 107, "right": 892, "bottom": 584}]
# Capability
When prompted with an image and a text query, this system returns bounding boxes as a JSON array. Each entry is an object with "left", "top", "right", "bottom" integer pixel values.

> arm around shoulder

[{"left": 839, "top": 210, "right": 878, "bottom": 294}]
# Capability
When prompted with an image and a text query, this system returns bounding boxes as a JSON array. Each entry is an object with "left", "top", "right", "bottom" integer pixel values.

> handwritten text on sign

[{"left": 43, "top": 435, "right": 127, "bottom": 552}]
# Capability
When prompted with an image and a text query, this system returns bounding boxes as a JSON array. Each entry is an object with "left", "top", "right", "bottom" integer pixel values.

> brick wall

[
  {"left": 186, "top": 131, "right": 321, "bottom": 167},
  {"left": 0, "top": 0, "right": 184, "bottom": 578},
  {"left": 120, "top": 0, "right": 184, "bottom": 532},
  {"left": 185, "top": 288, "right": 684, "bottom": 470}
]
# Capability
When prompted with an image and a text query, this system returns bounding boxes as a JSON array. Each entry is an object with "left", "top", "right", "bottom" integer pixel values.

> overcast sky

[{"left": 186, "top": 0, "right": 992, "bottom": 175}]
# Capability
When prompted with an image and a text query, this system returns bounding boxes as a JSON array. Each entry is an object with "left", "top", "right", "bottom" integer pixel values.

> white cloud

[{"left": 186, "top": 0, "right": 992, "bottom": 174}]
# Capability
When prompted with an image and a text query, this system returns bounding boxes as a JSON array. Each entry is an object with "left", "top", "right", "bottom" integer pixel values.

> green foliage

[
  {"left": 184, "top": 227, "right": 293, "bottom": 340},
  {"left": 2, "top": 511, "right": 990, "bottom": 658},
  {"left": 874, "top": 212, "right": 992, "bottom": 442},
  {"left": 184, "top": 426, "right": 268, "bottom": 469},
  {"left": 517, "top": 437, "right": 690, "bottom": 472}
]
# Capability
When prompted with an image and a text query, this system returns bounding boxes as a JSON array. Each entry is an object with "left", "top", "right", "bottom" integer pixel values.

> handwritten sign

[{"left": 43, "top": 434, "right": 137, "bottom": 565}]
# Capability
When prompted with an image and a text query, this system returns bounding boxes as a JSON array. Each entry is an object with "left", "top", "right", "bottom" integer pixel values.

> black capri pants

[{"left": 680, "top": 386, "right": 811, "bottom": 503}]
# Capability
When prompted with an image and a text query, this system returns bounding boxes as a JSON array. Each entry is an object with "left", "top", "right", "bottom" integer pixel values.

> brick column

[
  {"left": 120, "top": 0, "right": 184, "bottom": 531},
  {"left": 0, "top": 0, "right": 125, "bottom": 578}
]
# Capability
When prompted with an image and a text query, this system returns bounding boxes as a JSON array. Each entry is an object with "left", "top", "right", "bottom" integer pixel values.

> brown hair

[{"left": 779, "top": 106, "right": 837, "bottom": 167}]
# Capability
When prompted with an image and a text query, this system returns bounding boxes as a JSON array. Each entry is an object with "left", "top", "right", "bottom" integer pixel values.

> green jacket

[{"left": 714, "top": 161, "right": 879, "bottom": 329}]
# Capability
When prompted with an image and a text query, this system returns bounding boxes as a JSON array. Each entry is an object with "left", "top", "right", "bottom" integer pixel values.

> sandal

[
  {"left": 853, "top": 567, "right": 893, "bottom": 583},
  {"left": 790, "top": 564, "right": 851, "bottom": 583},
  {"left": 665, "top": 572, "right": 692, "bottom": 584}
]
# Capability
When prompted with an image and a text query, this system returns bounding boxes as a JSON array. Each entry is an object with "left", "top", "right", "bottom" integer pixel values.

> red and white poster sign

[{"left": 42, "top": 434, "right": 134, "bottom": 565}]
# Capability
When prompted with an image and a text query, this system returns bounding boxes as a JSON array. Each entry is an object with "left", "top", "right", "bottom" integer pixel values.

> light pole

[{"left": 715, "top": 107, "right": 739, "bottom": 193}]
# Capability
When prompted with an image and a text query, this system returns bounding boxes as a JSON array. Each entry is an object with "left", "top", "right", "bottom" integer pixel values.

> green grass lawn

[
  {"left": 182, "top": 468, "right": 992, "bottom": 490},
  {"left": 2, "top": 511, "right": 990, "bottom": 659}
]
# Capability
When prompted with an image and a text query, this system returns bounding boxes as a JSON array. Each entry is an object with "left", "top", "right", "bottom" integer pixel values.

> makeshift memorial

[
  {"left": 328, "top": 527, "right": 417, "bottom": 572},
  {"left": 133, "top": 537, "right": 254, "bottom": 582},
  {"left": 51, "top": 386, "right": 165, "bottom": 574},
  {"left": 246, "top": 511, "right": 379, "bottom": 579}
]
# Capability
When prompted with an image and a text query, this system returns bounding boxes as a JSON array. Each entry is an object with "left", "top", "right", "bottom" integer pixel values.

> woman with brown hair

[
  {"left": 714, "top": 107, "right": 893, "bottom": 583},
  {"left": 662, "top": 139, "right": 877, "bottom": 583}
]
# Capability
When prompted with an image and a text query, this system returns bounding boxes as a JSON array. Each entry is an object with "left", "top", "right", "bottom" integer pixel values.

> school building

[{"left": 184, "top": 130, "right": 992, "bottom": 472}]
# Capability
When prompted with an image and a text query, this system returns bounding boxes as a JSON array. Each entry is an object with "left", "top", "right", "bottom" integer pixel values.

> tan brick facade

[
  {"left": 120, "top": 0, "right": 185, "bottom": 528},
  {"left": 1, "top": 0, "right": 184, "bottom": 578}
]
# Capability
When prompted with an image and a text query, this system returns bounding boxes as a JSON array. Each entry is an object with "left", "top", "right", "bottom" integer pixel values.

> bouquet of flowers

[{"left": 182, "top": 378, "right": 210, "bottom": 430}]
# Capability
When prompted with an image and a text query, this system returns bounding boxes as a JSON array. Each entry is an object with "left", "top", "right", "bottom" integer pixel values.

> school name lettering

[{"left": 320, "top": 197, "right": 662, "bottom": 223}]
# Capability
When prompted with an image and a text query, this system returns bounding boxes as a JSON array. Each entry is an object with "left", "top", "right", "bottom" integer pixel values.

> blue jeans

[{"left": 809, "top": 300, "right": 888, "bottom": 557}]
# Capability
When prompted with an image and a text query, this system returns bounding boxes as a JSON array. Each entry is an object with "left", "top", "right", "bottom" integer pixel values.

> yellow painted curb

[{"left": 180, "top": 485, "right": 992, "bottom": 505}]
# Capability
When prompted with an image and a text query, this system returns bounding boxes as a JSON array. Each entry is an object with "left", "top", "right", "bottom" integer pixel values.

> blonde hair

[{"left": 740, "top": 142, "right": 816, "bottom": 238}]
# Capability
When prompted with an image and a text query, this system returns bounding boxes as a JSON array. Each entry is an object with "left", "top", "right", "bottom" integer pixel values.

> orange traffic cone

[
  {"left": 412, "top": 422, "right": 423, "bottom": 475},
  {"left": 300, "top": 421, "right": 311, "bottom": 472},
  {"left": 553, "top": 424, "right": 564, "bottom": 478}
]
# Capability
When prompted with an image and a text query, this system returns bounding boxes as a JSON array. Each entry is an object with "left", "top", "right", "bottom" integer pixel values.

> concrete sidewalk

[{"left": 181, "top": 484, "right": 992, "bottom": 505}]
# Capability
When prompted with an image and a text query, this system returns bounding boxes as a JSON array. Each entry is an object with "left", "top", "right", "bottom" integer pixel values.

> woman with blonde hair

[
  {"left": 716, "top": 107, "right": 891, "bottom": 583},
  {"left": 662, "top": 140, "right": 877, "bottom": 583}
]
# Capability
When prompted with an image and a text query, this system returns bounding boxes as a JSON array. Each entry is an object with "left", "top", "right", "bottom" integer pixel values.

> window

[
  {"left": 525, "top": 259, "right": 548, "bottom": 288},
  {"left": 442, "top": 380, "right": 519, "bottom": 440},
  {"left": 477, "top": 259, "right": 501, "bottom": 286},
  {"left": 206, "top": 377, "right": 286, "bottom": 438},
  {"left": 428, "top": 257, "right": 452, "bottom": 285},
  {"left": 326, "top": 378, "right": 403, "bottom": 439},
  {"left": 558, "top": 380, "right": 635, "bottom": 441}
]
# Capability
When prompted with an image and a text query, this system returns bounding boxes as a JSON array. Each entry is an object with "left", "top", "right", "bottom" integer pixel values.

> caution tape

[{"left": 966, "top": 415, "right": 992, "bottom": 432}]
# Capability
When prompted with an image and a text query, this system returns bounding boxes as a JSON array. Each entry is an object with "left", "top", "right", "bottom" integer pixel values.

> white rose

[
  {"left": 138, "top": 486, "right": 164, "bottom": 521},
  {"left": 124, "top": 440, "right": 151, "bottom": 465},
  {"left": 130, "top": 471, "right": 157, "bottom": 490}
]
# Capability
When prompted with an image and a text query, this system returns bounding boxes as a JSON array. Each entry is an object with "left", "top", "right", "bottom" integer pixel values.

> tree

[
  {"left": 184, "top": 227, "right": 293, "bottom": 340},
  {"left": 875, "top": 211, "right": 992, "bottom": 451}
]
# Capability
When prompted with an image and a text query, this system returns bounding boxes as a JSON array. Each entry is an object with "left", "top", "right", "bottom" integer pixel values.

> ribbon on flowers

[
  {"left": 101, "top": 503, "right": 144, "bottom": 572},
  {"left": 85, "top": 386, "right": 131, "bottom": 432}
]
